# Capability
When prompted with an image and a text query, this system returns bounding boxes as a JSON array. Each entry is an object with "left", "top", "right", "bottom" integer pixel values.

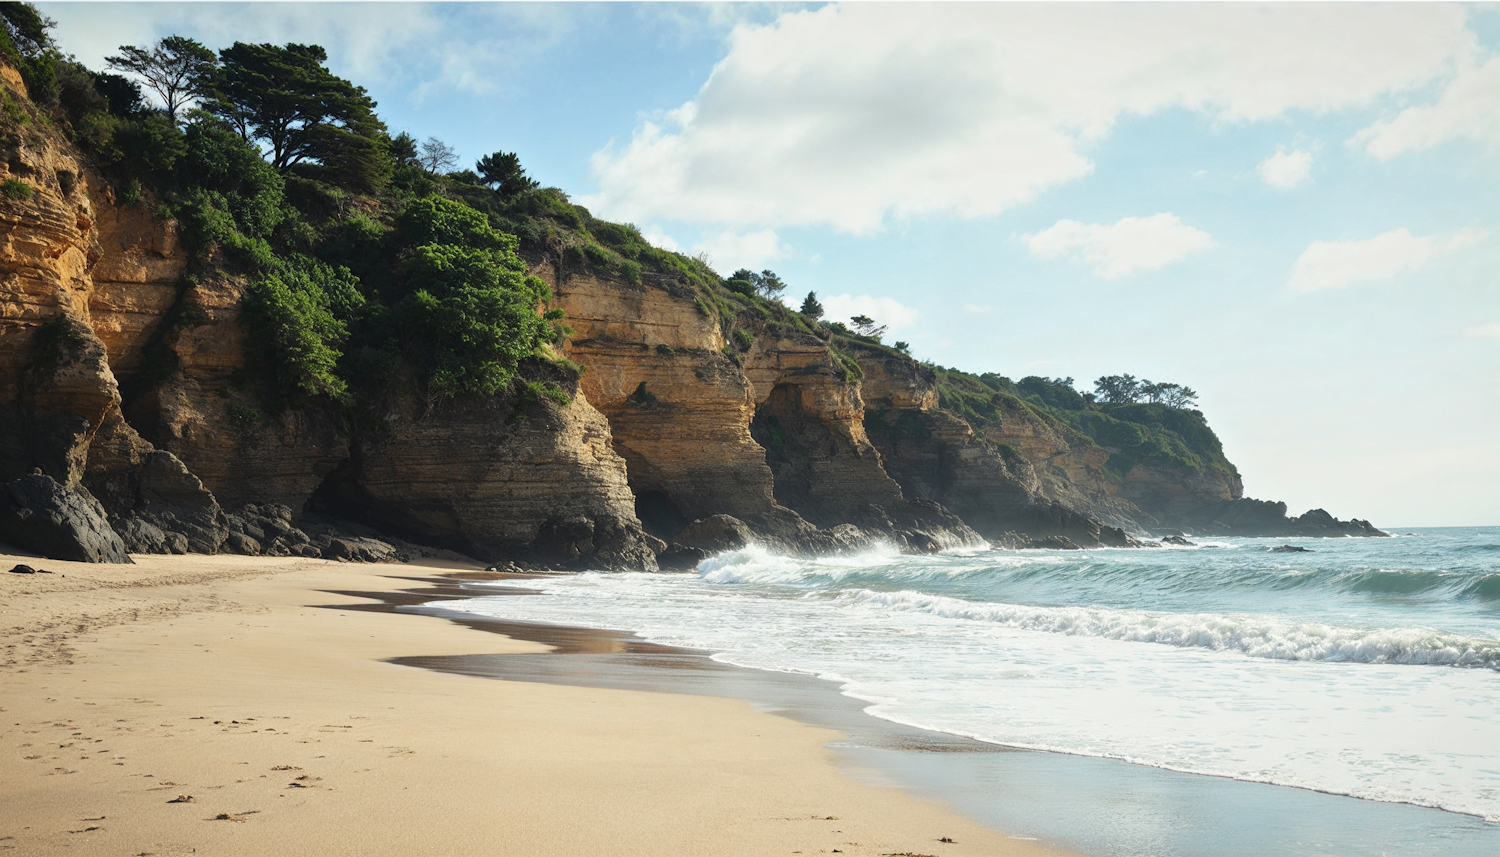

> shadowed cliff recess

[{"left": 0, "top": 7, "right": 1384, "bottom": 565}]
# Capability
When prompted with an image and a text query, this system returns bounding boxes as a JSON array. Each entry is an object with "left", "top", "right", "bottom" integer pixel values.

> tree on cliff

[
  {"left": 0, "top": 2, "right": 51, "bottom": 61},
  {"left": 849, "top": 314, "right": 887, "bottom": 340},
  {"left": 800, "top": 291, "right": 823, "bottom": 320},
  {"left": 418, "top": 136, "right": 458, "bottom": 175},
  {"left": 476, "top": 150, "right": 539, "bottom": 197},
  {"left": 1094, "top": 374, "right": 1198, "bottom": 408},
  {"left": 1093, "top": 374, "right": 1142, "bottom": 404},
  {"left": 385, "top": 196, "right": 555, "bottom": 400},
  {"left": 206, "top": 42, "right": 387, "bottom": 191},
  {"left": 1143, "top": 382, "right": 1198, "bottom": 408},
  {"left": 105, "top": 36, "right": 216, "bottom": 120},
  {"left": 755, "top": 270, "right": 786, "bottom": 299}
]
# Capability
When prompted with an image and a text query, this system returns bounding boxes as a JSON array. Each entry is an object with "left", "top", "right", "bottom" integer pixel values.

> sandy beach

[{"left": 0, "top": 551, "right": 1066, "bottom": 857}]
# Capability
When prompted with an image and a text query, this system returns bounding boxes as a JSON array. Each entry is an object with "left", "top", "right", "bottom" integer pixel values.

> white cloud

[
  {"left": 1257, "top": 146, "right": 1314, "bottom": 188},
  {"left": 962, "top": 303, "right": 994, "bottom": 314},
  {"left": 819, "top": 294, "right": 920, "bottom": 332},
  {"left": 1023, "top": 214, "right": 1215, "bottom": 279},
  {"left": 40, "top": 2, "right": 575, "bottom": 98},
  {"left": 584, "top": 4, "right": 1471, "bottom": 233},
  {"left": 1357, "top": 56, "right": 1500, "bottom": 159},
  {"left": 1288, "top": 228, "right": 1488, "bottom": 292},
  {"left": 641, "top": 226, "right": 680, "bottom": 253},
  {"left": 1464, "top": 323, "right": 1500, "bottom": 341},
  {"left": 691, "top": 229, "right": 788, "bottom": 271}
]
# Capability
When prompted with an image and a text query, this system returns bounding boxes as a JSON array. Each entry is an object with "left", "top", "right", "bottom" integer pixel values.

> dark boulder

[
  {"left": 674, "top": 515, "right": 754, "bottom": 554},
  {"left": 0, "top": 475, "right": 131, "bottom": 563},
  {"left": 1270, "top": 544, "right": 1313, "bottom": 553},
  {"left": 319, "top": 535, "right": 402, "bottom": 563},
  {"left": 127, "top": 452, "right": 228, "bottom": 553},
  {"left": 225, "top": 504, "right": 312, "bottom": 557},
  {"left": 1161, "top": 535, "right": 1195, "bottom": 546}
]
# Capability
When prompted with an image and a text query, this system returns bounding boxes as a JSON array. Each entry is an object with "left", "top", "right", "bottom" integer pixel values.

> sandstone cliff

[
  {"left": 0, "top": 68, "right": 657, "bottom": 567},
  {"left": 0, "top": 59, "right": 1382, "bottom": 567},
  {"left": 537, "top": 258, "right": 980, "bottom": 552}
]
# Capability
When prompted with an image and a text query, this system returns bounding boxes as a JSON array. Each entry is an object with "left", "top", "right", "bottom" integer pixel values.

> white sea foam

[
  {"left": 448, "top": 529, "right": 1500, "bottom": 823},
  {"left": 827, "top": 587, "right": 1500, "bottom": 668}
]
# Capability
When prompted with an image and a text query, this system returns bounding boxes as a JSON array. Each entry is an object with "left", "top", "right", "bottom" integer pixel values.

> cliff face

[
  {"left": 316, "top": 376, "right": 658, "bottom": 569},
  {"left": 538, "top": 260, "right": 979, "bottom": 551},
  {"left": 539, "top": 265, "right": 792, "bottom": 536},
  {"left": 0, "top": 74, "right": 656, "bottom": 567},
  {"left": 0, "top": 66, "right": 1381, "bottom": 565},
  {"left": 119, "top": 272, "right": 351, "bottom": 511},
  {"left": 853, "top": 345, "right": 1135, "bottom": 547},
  {"left": 741, "top": 329, "right": 978, "bottom": 550}
]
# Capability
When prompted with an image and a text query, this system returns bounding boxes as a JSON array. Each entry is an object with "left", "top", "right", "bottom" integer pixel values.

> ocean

[{"left": 434, "top": 527, "right": 1500, "bottom": 855}]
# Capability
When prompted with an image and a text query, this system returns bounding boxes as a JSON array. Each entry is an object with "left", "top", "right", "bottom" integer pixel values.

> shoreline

[
  {"left": 408, "top": 563, "right": 1500, "bottom": 857},
  {"left": 0, "top": 551, "right": 1068, "bottom": 856}
]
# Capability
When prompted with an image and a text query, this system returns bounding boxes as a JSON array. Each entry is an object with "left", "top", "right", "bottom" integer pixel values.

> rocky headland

[{"left": 0, "top": 51, "right": 1385, "bottom": 568}]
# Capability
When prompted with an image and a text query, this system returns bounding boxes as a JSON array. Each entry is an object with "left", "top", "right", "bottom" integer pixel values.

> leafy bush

[
  {"left": 180, "top": 123, "right": 286, "bottom": 238},
  {"left": 227, "top": 401, "right": 263, "bottom": 426},
  {"left": 242, "top": 260, "right": 363, "bottom": 402},
  {"left": 384, "top": 197, "right": 553, "bottom": 399},
  {"left": 1018, "top": 375, "right": 1087, "bottom": 410}
]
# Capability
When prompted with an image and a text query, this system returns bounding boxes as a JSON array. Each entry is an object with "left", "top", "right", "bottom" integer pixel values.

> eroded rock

[{"left": 0, "top": 474, "right": 131, "bottom": 563}]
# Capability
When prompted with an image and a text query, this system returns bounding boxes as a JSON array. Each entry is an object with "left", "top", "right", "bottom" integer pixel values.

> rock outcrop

[
  {"left": 0, "top": 474, "right": 132, "bottom": 563},
  {"left": 540, "top": 265, "right": 811, "bottom": 542},
  {"left": 741, "top": 328, "right": 979, "bottom": 550},
  {"left": 853, "top": 344, "right": 1137, "bottom": 547},
  {"left": 1183, "top": 499, "right": 1387, "bottom": 538},
  {"left": 314, "top": 371, "right": 658, "bottom": 569},
  {"left": 536, "top": 262, "right": 976, "bottom": 552}
]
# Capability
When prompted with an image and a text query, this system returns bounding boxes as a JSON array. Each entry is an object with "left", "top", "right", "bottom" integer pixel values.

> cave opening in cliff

[
  {"left": 749, "top": 383, "right": 833, "bottom": 525},
  {"left": 634, "top": 489, "right": 690, "bottom": 543}
]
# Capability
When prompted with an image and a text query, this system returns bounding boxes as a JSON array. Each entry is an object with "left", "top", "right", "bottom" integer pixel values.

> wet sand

[{"left": 0, "top": 551, "right": 1068, "bottom": 856}]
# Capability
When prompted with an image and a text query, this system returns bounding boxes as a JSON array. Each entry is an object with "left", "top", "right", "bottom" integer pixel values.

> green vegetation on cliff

[
  {"left": 8, "top": 17, "right": 733, "bottom": 413},
  {"left": 934, "top": 369, "right": 1238, "bottom": 484},
  {"left": 5, "top": 3, "right": 1239, "bottom": 493}
]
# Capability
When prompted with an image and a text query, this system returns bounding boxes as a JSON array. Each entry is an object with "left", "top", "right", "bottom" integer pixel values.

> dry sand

[{"left": 1, "top": 551, "right": 1069, "bottom": 857}]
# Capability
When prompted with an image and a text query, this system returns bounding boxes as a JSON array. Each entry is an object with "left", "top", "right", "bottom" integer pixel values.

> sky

[{"left": 40, "top": 2, "right": 1500, "bottom": 527}]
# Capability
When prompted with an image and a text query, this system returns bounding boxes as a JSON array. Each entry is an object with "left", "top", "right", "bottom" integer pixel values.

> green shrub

[
  {"left": 516, "top": 379, "right": 572, "bottom": 411},
  {"left": 2, "top": 179, "right": 33, "bottom": 200},
  {"left": 242, "top": 260, "right": 364, "bottom": 403},
  {"left": 180, "top": 123, "right": 286, "bottom": 239},
  {"left": 655, "top": 343, "right": 674, "bottom": 357},
  {"left": 2, "top": 90, "right": 27, "bottom": 125},
  {"left": 732, "top": 328, "right": 754, "bottom": 352},
  {"left": 227, "top": 401, "right": 263, "bottom": 426},
  {"left": 385, "top": 197, "right": 553, "bottom": 399},
  {"left": 620, "top": 259, "right": 642, "bottom": 285},
  {"left": 627, "top": 381, "right": 658, "bottom": 406}
]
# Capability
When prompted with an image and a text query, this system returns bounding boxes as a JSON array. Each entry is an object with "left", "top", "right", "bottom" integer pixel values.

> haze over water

[{"left": 445, "top": 528, "right": 1500, "bottom": 843}]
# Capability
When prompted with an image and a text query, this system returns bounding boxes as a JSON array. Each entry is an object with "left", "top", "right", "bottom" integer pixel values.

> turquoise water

[{"left": 443, "top": 527, "right": 1500, "bottom": 849}]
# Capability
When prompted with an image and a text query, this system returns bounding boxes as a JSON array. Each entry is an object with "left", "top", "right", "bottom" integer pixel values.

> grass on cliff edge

[{"left": 932, "top": 369, "right": 1238, "bottom": 483}]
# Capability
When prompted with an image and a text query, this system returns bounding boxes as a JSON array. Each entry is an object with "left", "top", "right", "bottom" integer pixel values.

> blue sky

[{"left": 43, "top": 3, "right": 1500, "bottom": 526}]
